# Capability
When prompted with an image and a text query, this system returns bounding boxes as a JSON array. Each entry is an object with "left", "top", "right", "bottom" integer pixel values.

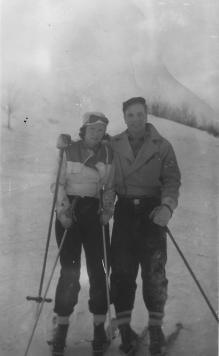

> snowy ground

[{"left": 0, "top": 116, "right": 218, "bottom": 356}]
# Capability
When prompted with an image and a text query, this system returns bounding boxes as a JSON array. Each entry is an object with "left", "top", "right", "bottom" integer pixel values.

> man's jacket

[{"left": 111, "top": 123, "right": 181, "bottom": 210}]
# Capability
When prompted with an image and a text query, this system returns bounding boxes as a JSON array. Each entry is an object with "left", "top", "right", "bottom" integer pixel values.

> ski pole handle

[{"left": 56, "top": 134, "right": 72, "bottom": 149}]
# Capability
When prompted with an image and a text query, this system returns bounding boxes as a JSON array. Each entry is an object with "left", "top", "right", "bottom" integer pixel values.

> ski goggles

[{"left": 83, "top": 113, "right": 109, "bottom": 126}]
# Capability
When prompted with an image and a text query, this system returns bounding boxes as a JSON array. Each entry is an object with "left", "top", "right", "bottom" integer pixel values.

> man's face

[
  {"left": 84, "top": 123, "right": 106, "bottom": 148},
  {"left": 124, "top": 103, "right": 147, "bottom": 136}
]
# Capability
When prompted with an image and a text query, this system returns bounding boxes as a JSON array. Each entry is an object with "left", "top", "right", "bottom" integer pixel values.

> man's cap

[
  {"left": 123, "top": 97, "right": 147, "bottom": 113},
  {"left": 82, "top": 112, "right": 109, "bottom": 126}
]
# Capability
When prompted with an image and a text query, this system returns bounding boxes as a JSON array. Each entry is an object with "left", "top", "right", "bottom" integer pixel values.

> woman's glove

[
  {"left": 56, "top": 197, "right": 73, "bottom": 229},
  {"left": 56, "top": 134, "right": 72, "bottom": 149},
  {"left": 149, "top": 204, "right": 173, "bottom": 227},
  {"left": 100, "top": 209, "right": 114, "bottom": 225}
]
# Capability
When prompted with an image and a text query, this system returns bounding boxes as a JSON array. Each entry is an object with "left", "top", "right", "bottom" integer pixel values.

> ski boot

[
  {"left": 51, "top": 324, "right": 69, "bottom": 356},
  {"left": 119, "top": 323, "right": 138, "bottom": 355},
  {"left": 148, "top": 325, "right": 166, "bottom": 356},
  {"left": 92, "top": 323, "right": 109, "bottom": 356}
]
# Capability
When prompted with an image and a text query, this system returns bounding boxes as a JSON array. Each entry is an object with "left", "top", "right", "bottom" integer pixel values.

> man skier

[
  {"left": 110, "top": 97, "right": 181, "bottom": 356},
  {"left": 50, "top": 112, "right": 114, "bottom": 356}
]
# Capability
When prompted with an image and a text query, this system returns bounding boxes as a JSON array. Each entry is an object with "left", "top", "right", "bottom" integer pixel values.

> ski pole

[
  {"left": 102, "top": 224, "right": 113, "bottom": 341},
  {"left": 26, "top": 145, "right": 65, "bottom": 305},
  {"left": 24, "top": 196, "right": 79, "bottom": 355},
  {"left": 100, "top": 188, "right": 113, "bottom": 342},
  {"left": 24, "top": 228, "right": 68, "bottom": 356},
  {"left": 165, "top": 226, "right": 219, "bottom": 323}
]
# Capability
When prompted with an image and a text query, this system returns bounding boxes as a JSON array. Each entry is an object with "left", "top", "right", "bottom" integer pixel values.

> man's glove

[
  {"left": 56, "top": 134, "right": 72, "bottom": 149},
  {"left": 149, "top": 204, "right": 173, "bottom": 227}
]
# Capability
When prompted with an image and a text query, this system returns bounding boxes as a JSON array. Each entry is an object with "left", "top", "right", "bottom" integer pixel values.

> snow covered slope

[{"left": 0, "top": 116, "right": 218, "bottom": 356}]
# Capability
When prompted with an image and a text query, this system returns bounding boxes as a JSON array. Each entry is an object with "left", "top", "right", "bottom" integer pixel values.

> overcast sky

[{"left": 1, "top": 0, "right": 219, "bottom": 113}]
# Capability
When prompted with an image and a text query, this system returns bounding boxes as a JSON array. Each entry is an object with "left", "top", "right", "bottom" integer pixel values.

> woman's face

[{"left": 84, "top": 123, "right": 106, "bottom": 148}]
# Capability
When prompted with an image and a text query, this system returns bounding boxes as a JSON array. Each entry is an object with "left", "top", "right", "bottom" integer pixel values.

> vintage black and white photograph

[{"left": 0, "top": 0, "right": 218, "bottom": 355}]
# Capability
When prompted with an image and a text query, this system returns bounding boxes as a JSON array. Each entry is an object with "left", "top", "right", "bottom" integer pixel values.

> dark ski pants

[
  {"left": 54, "top": 197, "right": 110, "bottom": 317},
  {"left": 110, "top": 197, "right": 168, "bottom": 316}
]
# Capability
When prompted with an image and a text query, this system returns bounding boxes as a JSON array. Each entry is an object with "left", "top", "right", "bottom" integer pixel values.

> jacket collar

[{"left": 112, "top": 123, "right": 162, "bottom": 175}]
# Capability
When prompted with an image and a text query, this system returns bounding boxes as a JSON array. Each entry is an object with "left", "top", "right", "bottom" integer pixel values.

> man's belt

[{"left": 117, "top": 195, "right": 159, "bottom": 206}]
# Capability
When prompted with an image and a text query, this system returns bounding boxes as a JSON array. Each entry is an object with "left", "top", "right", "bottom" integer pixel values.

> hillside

[{"left": 0, "top": 116, "right": 218, "bottom": 356}]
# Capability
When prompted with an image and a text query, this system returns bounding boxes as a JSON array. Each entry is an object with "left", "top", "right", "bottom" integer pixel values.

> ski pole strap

[
  {"left": 99, "top": 187, "right": 104, "bottom": 213},
  {"left": 165, "top": 227, "right": 219, "bottom": 323}
]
